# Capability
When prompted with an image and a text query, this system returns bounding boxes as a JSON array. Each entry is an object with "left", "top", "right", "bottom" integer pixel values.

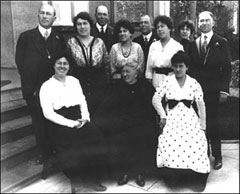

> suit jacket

[
  {"left": 188, "top": 33, "right": 231, "bottom": 101},
  {"left": 133, "top": 32, "right": 158, "bottom": 70},
  {"left": 15, "top": 27, "right": 66, "bottom": 100},
  {"left": 91, "top": 23, "right": 116, "bottom": 53}
]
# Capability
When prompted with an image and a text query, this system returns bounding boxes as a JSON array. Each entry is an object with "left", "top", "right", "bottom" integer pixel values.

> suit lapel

[
  {"left": 31, "top": 28, "right": 48, "bottom": 58},
  {"left": 203, "top": 33, "right": 218, "bottom": 65},
  {"left": 196, "top": 37, "right": 201, "bottom": 57}
]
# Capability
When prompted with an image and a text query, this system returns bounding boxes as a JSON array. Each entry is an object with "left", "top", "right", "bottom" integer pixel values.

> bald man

[
  {"left": 133, "top": 15, "right": 158, "bottom": 72},
  {"left": 15, "top": 4, "right": 66, "bottom": 164},
  {"left": 188, "top": 11, "right": 232, "bottom": 170},
  {"left": 91, "top": 5, "right": 116, "bottom": 53}
]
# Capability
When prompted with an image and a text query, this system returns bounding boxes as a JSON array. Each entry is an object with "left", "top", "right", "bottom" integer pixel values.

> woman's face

[
  {"left": 156, "top": 21, "right": 171, "bottom": 40},
  {"left": 54, "top": 57, "right": 70, "bottom": 77},
  {"left": 172, "top": 62, "right": 188, "bottom": 79},
  {"left": 76, "top": 18, "right": 91, "bottom": 37},
  {"left": 180, "top": 25, "right": 191, "bottom": 40},
  {"left": 121, "top": 65, "right": 138, "bottom": 85},
  {"left": 119, "top": 27, "right": 132, "bottom": 42}
]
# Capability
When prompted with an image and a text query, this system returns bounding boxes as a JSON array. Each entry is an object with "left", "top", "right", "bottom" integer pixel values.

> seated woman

[
  {"left": 39, "top": 51, "right": 107, "bottom": 192},
  {"left": 92, "top": 61, "right": 158, "bottom": 187},
  {"left": 152, "top": 51, "right": 210, "bottom": 192}
]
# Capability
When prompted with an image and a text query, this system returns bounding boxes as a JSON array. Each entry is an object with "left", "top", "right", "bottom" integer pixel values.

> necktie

[
  {"left": 202, "top": 35, "right": 208, "bottom": 56},
  {"left": 144, "top": 37, "right": 148, "bottom": 45},
  {"left": 100, "top": 27, "right": 104, "bottom": 38},
  {"left": 44, "top": 30, "right": 49, "bottom": 40}
]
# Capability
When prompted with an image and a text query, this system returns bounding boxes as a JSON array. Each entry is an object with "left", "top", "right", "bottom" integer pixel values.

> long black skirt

[{"left": 48, "top": 105, "right": 107, "bottom": 178}]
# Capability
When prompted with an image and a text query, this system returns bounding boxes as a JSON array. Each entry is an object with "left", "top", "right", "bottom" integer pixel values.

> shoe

[
  {"left": 213, "top": 158, "right": 222, "bottom": 170},
  {"left": 93, "top": 183, "right": 107, "bottom": 191},
  {"left": 118, "top": 174, "right": 129, "bottom": 185},
  {"left": 136, "top": 174, "right": 145, "bottom": 187}
]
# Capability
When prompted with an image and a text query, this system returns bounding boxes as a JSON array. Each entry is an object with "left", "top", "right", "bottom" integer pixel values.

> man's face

[
  {"left": 198, "top": 12, "right": 214, "bottom": 33},
  {"left": 95, "top": 6, "right": 109, "bottom": 26},
  {"left": 139, "top": 15, "right": 152, "bottom": 35},
  {"left": 38, "top": 4, "right": 56, "bottom": 29}
]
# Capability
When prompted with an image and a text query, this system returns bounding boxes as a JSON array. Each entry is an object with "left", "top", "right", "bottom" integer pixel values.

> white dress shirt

[{"left": 38, "top": 25, "right": 52, "bottom": 38}]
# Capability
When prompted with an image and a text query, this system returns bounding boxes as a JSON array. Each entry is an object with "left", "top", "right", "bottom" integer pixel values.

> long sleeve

[
  {"left": 152, "top": 81, "right": 167, "bottom": 118},
  {"left": 137, "top": 44, "right": 145, "bottom": 74},
  {"left": 194, "top": 80, "right": 206, "bottom": 129},
  {"left": 15, "top": 33, "right": 25, "bottom": 75},
  {"left": 39, "top": 76, "right": 90, "bottom": 128},
  {"left": 196, "top": 100, "right": 206, "bottom": 129},
  {"left": 219, "top": 38, "right": 232, "bottom": 94},
  {"left": 145, "top": 43, "right": 154, "bottom": 79},
  {"left": 109, "top": 44, "right": 119, "bottom": 79}
]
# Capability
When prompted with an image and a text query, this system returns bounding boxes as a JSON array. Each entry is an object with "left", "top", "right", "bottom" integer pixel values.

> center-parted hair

[
  {"left": 73, "top": 12, "right": 93, "bottom": 31},
  {"left": 51, "top": 50, "right": 74, "bottom": 67},
  {"left": 171, "top": 51, "right": 190, "bottom": 67},
  {"left": 154, "top": 15, "right": 173, "bottom": 31}
]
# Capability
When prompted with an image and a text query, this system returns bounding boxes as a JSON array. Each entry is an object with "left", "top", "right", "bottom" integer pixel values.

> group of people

[{"left": 15, "top": 3, "right": 232, "bottom": 193}]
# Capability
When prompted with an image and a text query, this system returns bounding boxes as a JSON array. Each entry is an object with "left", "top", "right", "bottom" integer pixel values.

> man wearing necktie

[
  {"left": 91, "top": 5, "right": 116, "bottom": 53},
  {"left": 188, "top": 11, "right": 232, "bottom": 170},
  {"left": 15, "top": 4, "right": 66, "bottom": 164},
  {"left": 133, "top": 15, "right": 158, "bottom": 73}
]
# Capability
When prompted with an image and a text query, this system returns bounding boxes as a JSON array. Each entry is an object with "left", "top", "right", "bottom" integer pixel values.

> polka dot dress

[{"left": 155, "top": 75, "right": 210, "bottom": 174}]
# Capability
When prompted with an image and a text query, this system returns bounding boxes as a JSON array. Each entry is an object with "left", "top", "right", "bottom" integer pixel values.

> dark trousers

[
  {"left": 205, "top": 98, "right": 222, "bottom": 160},
  {"left": 26, "top": 94, "right": 53, "bottom": 159}
]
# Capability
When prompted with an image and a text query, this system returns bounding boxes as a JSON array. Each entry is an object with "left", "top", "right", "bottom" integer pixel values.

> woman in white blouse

[
  {"left": 39, "top": 51, "right": 107, "bottom": 192},
  {"left": 145, "top": 15, "right": 183, "bottom": 88}
]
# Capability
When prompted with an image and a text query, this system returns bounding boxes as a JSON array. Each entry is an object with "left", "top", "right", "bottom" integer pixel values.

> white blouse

[
  {"left": 39, "top": 76, "right": 90, "bottom": 128},
  {"left": 145, "top": 38, "right": 183, "bottom": 87}
]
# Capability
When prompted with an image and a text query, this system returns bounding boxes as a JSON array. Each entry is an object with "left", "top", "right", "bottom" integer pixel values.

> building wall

[{"left": 1, "top": 1, "right": 15, "bottom": 68}]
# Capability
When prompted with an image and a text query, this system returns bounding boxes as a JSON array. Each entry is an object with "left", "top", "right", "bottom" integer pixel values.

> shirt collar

[
  {"left": 201, "top": 31, "right": 213, "bottom": 44},
  {"left": 38, "top": 25, "right": 52, "bottom": 38},
  {"left": 96, "top": 23, "right": 107, "bottom": 33},
  {"left": 143, "top": 31, "right": 152, "bottom": 41}
]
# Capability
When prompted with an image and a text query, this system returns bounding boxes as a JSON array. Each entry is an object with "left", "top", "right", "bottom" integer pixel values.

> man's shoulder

[
  {"left": 133, "top": 35, "right": 143, "bottom": 42},
  {"left": 20, "top": 27, "right": 38, "bottom": 36}
]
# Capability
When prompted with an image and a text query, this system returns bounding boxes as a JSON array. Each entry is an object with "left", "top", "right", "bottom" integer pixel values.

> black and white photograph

[{"left": 1, "top": 1, "right": 239, "bottom": 193}]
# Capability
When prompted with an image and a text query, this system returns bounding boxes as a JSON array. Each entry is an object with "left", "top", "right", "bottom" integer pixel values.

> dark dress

[
  {"left": 92, "top": 78, "right": 158, "bottom": 176},
  {"left": 48, "top": 105, "right": 107, "bottom": 180},
  {"left": 67, "top": 36, "right": 110, "bottom": 114}
]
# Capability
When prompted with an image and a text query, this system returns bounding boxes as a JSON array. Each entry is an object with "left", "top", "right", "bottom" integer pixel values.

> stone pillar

[{"left": 1, "top": 1, "right": 15, "bottom": 68}]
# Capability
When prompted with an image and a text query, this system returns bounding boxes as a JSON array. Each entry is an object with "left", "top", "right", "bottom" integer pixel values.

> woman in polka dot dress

[{"left": 152, "top": 51, "right": 210, "bottom": 191}]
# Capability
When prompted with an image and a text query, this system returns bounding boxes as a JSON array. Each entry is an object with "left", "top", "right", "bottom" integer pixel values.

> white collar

[
  {"left": 96, "top": 23, "right": 107, "bottom": 33},
  {"left": 201, "top": 31, "right": 213, "bottom": 44},
  {"left": 143, "top": 31, "right": 152, "bottom": 41},
  {"left": 38, "top": 25, "right": 52, "bottom": 38}
]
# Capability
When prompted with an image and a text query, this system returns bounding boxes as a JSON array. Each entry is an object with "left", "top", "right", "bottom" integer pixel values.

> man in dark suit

[
  {"left": 15, "top": 4, "right": 66, "bottom": 164},
  {"left": 91, "top": 5, "right": 116, "bottom": 53},
  {"left": 133, "top": 14, "right": 158, "bottom": 73},
  {"left": 188, "top": 11, "right": 232, "bottom": 170}
]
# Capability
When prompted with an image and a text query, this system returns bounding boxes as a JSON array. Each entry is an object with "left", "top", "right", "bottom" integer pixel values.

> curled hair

[
  {"left": 114, "top": 19, "right": 135, "bottom": 36},
  {"left": 178, "top": 20, "right": 195, "bottom": 34},
  {"left": 171, "top": 51, "right": 190, "bottom": 67},
  {"left": 154, "top": 15, "right": 173, "bottom": 30},
  {"left": 73, "top": 12, "right": 93, "bottom": 31}
]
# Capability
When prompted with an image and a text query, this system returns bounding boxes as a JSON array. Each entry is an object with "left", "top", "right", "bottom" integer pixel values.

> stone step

[
  {"left": 1, "top": 87, "right": 26, "bottom": 112},
  {"left": 1, "top": 115, "right": 32, "bottom": 145},
  {"left": 1, "top": 135, "right": 37, "bottom": 172},
  {"left": 1, "top": 158, "right": 43, "bottom": 193},
  {"left": 1, "top": 105, "right": 29, "bottom": 123}
]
